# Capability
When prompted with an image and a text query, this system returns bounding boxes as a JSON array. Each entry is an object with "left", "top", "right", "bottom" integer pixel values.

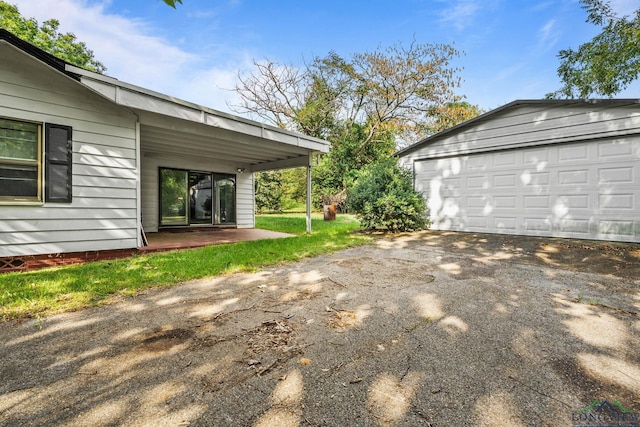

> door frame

[{"left": 158, "top": 167, "right": 236, "bottom": 228}]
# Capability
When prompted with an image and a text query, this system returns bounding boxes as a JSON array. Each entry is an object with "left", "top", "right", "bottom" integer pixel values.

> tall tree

[
  {"left": 549, "top": 0, "right": 640, "bottom": 98},
  {"left": 0, "top": 1, "right": 106, "bottom": 73},
  {"left": 233, "top": 41, "right": 478, "bottom": 207}
]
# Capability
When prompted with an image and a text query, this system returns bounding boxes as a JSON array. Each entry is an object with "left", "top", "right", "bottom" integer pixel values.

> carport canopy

[{"left": 66, "top": 64, "right": 330, "bottom": 233}]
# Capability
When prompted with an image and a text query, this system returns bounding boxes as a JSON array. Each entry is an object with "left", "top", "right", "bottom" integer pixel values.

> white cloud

[
  {"left": 9, "top": 0, "right": 250, "bottom": 114},
  {"left": 439, "top": 0, "right": 481, "bottom": 30},
  {"left": 537, "top": 19, "right": 559, "bottom": 51}
]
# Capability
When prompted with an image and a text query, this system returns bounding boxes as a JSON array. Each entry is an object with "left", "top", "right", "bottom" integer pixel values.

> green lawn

[{"left": 0, "top": 213, "right": 371, "bottom": 320}]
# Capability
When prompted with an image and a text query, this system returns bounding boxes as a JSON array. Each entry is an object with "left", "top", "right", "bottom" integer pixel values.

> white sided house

[
  {"left": 0, "top": 30, "right": 329, "bottom": 263},
  {"left": 397, "top": 99, "right": 640, "bottom": 243}
]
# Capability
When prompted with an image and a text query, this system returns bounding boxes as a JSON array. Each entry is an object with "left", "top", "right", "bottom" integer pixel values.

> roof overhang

[{"left": 65, "top": 64, "right": 329, "bottom": 171}]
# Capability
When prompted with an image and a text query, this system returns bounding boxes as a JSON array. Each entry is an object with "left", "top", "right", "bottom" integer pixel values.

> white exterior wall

[
  {"left": 400, "top": 102, "right": 640, "bottom": 243},
  {"left": 0, "top": 43, "right": 139, "bottom": 256},
  {"left": 236, "top": 172, "right": 255, "bottom": 229},
  {"left": 140, "top": 153, "right": 253, "bottom": 232}
]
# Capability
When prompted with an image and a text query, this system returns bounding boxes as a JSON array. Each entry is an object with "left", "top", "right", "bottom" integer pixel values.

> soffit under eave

[
  {"left": 77, "top": 75, "right": 329, "bottom": 154},
  {"left": 140, "top": 122, "right": 311, "bottom": 164}
]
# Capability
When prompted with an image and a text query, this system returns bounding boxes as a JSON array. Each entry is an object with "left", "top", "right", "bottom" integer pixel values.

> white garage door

[{"left": 415, "top": 139, "right": 640, "bottom": 242}]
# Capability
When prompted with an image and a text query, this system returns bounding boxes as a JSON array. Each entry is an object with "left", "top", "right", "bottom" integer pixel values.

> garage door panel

[
  {"left": 559, "top": 144, "right": 589, "bottom": 162},
  {"left": 494, "top": 151, "right": 518, "bottom": 166},
  {"left": 521, "top": 171, "right": 550, "bottom": 186},
  {"left": 598, "top": 139, "right": 633, "bottom": 157},
  {"left": 467, "top": 176, "right": 488, "bottom": 189},
  {"left": 494, "top": 196, "right": 517, "bottom": 208},
  {"left": 557, "top": 194, "right": 590, "bottom": 209},
  {"left": 494, "top": 217, "right": 517, "bottom": 231},
  {"left": 598, "top": 167, "right": 633, "bottom": 184},
  {"left": 556, "top": 218, "right": 590, "bottom": 234},
  {"left": 558, "top": 169, "right": 589, "bottom": 185},
  {"left": 599, "top": 193, "right": 635, "bottom": 210},
  {"left": 598, "top": 220, "right": 637, "bottom": 238},
  {"left": 523, "top": 218, "right": 552, "bottom": 233},
  {"left": 465, "top": 216, "right": 488, "bottom": 230},
  {"left": 415, "top": 139, "right": 640, "bottom": 242}
]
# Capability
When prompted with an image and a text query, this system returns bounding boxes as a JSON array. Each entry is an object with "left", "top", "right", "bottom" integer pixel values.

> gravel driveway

[{"left": 1, "top": 231, "right": 639, "bottom": 426}]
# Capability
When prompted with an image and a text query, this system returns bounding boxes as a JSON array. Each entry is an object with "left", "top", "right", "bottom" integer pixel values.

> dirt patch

[{"left": 139, "top": 328, "right": 195, "bottom": 353}]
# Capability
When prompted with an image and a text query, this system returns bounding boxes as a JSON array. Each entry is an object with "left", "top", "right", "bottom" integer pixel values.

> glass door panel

[
  {"left": 189, "top": 172, "right": 213, "bottom": 224},
  {"left": 215, "top": 175, "right": 236, "bottom": 224},
  {"left": 160, "top": 168, "right": 188, "bottom": 226}
]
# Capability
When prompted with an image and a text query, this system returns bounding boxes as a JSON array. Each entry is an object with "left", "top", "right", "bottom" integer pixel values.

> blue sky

[{"left": 9, "top": 0, "right": 640, "bottom": 116}]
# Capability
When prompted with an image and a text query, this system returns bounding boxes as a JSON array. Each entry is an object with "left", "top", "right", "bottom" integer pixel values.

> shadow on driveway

[{"left": 1, "top": 231, "right": 638, "bottom": 426}]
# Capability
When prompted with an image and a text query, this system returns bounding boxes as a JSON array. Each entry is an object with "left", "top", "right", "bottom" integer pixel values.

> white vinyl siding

[
  {"left": 401, "top": 101, "right": 640, "bottom": 243},
  {"left": 0, "top": 42, "right": 139, "bottom": 256},
  {"left": 236, "top": 173, "right": 255, "bottom": 229}
]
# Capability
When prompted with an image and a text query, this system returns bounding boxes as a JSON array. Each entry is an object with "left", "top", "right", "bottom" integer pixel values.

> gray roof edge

[
  {"left": 394, "top": 98, "right": 640, "bottom": 158},
  {"left": 66, "top": 64, "right": 330, "bottom": 150}
]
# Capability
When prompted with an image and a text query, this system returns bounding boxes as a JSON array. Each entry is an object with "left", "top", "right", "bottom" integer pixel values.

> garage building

[{"left": 396, "top": 99, "right": 640, "bottom": 243}]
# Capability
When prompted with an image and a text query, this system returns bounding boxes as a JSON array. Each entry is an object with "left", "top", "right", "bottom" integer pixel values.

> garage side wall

[
  {"left": 400, "top": 103, "right": 640, "bottom": 243},
  {"left": 0, "top": 43, "right": 139, "bottom": 257}
]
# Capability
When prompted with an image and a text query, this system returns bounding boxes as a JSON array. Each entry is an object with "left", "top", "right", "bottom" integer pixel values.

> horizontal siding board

[
  {"left": 0, "top": 229, "right": 136, "bottom": 245},
  {"left": 74, "top": 130, "right": 137, "bottom": 150},
  {"left": 76, "top": 140, "right": 136, "bottom": 160},
  {"left": 0, "top": 208, "right": 137, "bottom": 220},
  {"left": 69, "top": 197, "right": 137, "bottom": 209},
  {"left": 74, "top": 164, "right": 137, "bottom": 179},
  {"left": 74, "top": 176, "right": 137, "bottom": 190},
  {"left": 0, "top": 218, "right": 137, "bottom": 233},
  {"left": 73, "top": 152, "right": 136, "bottom": 170},
  {"left": 73, "top": 186, "right": 137, "bottom": 199},
  {"left": 1, "top": 239, "right": 139, "bottom": 257}
]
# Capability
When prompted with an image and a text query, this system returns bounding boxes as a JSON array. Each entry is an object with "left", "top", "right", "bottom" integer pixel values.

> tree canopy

[
  {"left": 0, "top": 1, "right": 106, "bottom": 73},
  {"left": 550, "top": 0, "right": 640, "bottom": 98},
  {"left": 233, "top": 41, "right": 479, "bottom": 207}
]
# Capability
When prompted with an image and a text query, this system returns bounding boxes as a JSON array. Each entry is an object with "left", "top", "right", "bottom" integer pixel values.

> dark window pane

[{"left": 0, "top": 164, "right": 38, "bottom": 197}]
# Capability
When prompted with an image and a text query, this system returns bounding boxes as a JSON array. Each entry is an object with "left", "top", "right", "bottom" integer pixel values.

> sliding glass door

[
  {"left": 189, "top": 172, "right": 213, "bottom": 224},
  {"left": 160, "top": 168, "right": 235, "bottom": 226},
  {"left": 160, "top": 168, "right": 188, "bottom": 226}
]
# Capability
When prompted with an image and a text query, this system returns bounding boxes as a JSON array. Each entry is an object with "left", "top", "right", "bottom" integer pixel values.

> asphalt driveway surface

[{"left": 1, "top": 231, "right": 639, "bottom": 426}]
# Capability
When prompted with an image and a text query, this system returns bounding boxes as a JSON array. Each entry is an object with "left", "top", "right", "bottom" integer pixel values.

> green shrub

[{"left": 348, "top": 158, "right": 429, "bottom": 232}]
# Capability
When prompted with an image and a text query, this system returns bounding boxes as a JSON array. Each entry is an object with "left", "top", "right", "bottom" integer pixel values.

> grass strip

[{"left": 0, "top": 213, "right": 371, "bottom": 320}]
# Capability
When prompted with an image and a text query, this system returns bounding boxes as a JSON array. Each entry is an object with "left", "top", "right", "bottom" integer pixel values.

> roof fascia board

[{"left": 67, "top": 64, "right": 330, "bottom": 153}]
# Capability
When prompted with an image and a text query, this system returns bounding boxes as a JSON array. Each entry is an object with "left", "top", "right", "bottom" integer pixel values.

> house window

[
  {"left": 0, "top": 117, "right": 72, "bottom": 203},
  {"left": 0, "top": 118, "right": 41, "bottom": 201}
]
